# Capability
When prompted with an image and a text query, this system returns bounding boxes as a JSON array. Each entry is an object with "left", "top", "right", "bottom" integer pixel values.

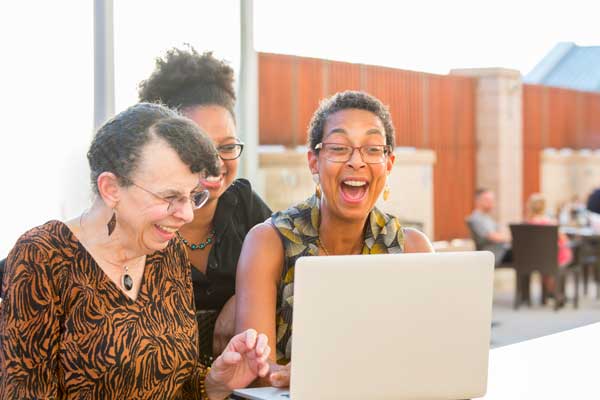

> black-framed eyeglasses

[
  {"left": 315, "top": 142, "right": 392, "bottom": 164},
  {"left": 128, "top": 181, "right": 210, "bottom": 213},
  {"left": 217, "top": 142, "right": 244, "bottom": 160}
]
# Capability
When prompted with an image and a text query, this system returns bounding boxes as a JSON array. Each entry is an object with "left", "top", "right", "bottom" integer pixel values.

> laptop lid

[{"left": 289, "top": 251, "right": 494, "bottom": 400}]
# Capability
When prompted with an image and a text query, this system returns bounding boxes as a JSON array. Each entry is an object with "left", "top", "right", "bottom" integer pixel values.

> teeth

[
  {"left": 343, "top": 180, "right": 367, "bottom": 187},
  {"left": 157, "top": 225, "right": 177, "bottom": 233},
  {"left": 205, "top": 176, "right": 221, "bottom": 182}
]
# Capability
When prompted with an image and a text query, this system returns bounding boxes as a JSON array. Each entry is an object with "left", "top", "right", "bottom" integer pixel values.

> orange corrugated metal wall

[
  {"left": 258, "top": 53, "right": 476, "bottom": 240},
  {"left": 522, "top": 84, "right": 600, "bottom": 205}
]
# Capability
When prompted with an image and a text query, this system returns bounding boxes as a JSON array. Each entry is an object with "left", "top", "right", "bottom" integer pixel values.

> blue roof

[{"left": 524, "top": 42, "right": 600, "bottom": 92}]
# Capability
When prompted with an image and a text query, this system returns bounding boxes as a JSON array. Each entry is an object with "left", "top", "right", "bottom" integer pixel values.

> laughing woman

[
  {"left": 0, "top": 103, "right": 270, "bottom": 399},
  {"left": 138, "top": 47, "right": 272, "bottom": 362},
  {"left": 235, "top": 91, "right": 433, "bottom": 386}
]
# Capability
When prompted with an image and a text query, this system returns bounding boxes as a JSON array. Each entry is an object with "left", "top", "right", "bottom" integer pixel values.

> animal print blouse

[{"left": 0, "top": 220, "right": 208, "bottom": 399}]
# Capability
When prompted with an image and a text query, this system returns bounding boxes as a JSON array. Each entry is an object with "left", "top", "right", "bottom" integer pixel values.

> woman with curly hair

[{"left": 138, "top": 47, "right": 272, "bottom": 364}]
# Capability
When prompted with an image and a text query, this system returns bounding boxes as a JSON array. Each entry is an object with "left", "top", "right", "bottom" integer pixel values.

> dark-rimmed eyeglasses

[
  {"left": 217, "top": 143, "right": 244, "bottom": 160},
  {"left": 315, "top": 142, "right": 392, "bottom": 164},
  {"left": 128, "top": 181, "right": 210, "bottom": 213}
]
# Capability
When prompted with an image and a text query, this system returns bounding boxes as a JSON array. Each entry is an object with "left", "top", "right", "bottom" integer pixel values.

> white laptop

[{"left": 232, "top": 251, "right": 494, "bottom": 400}]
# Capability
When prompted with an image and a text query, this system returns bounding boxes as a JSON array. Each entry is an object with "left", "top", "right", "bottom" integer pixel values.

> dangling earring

[
  {"left": 107, "top": 210, "right": 117, "bottom": 236},
  {"left": 312, "top": 173, "right": 322, "bottom": 199},
  {"left": 383, "top": 181, "right": 391, "bottom": 201}
]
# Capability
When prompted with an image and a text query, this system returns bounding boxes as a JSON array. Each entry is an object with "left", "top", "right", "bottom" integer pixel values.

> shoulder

[
  {"left": 9, "top": 220, "right": 69, "bottom": 259},
  {"left": 402, "top": 227, "right": 434, "bottom": 253},
  {"left": 237, "top": 222, "right": 283, "bottom": 279},
  {"left": 4, "top": 221, "right": 68, "bottom": 290}
]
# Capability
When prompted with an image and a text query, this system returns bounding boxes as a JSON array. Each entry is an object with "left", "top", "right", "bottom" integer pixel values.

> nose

[
  {"left": 346, "top": 147, "right": 366, "bottom": 169},
  {"left": 172, "top": 199, "right": 195, "bottom": 224}
]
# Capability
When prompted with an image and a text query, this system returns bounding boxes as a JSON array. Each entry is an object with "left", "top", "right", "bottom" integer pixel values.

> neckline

[{"left": 58, "top": 220, "right": 150, "bottom": 306}]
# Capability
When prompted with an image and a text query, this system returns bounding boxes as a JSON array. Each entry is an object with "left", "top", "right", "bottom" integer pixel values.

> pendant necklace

[{"left": 121, "top": 265, "right": 133, "bottom": 291}]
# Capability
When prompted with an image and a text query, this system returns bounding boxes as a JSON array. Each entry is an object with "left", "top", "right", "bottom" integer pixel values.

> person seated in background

[
  {"left": 0, "top": 103, "right": 270, "bottom": 399},
  {"left": 526, "top": 193, "right": 573, "bottom": 267},
  {"left": 467, "top": 189, "right": 512, "bottom": 266},
  {"left": 234, "top": 91, "right": 433, "bottom": 387},
  {"left": 526, "top": 193, "right": 573, "bottom": 303},
  {"left": 138, "top": 46, "right": 272, "bottom": 363}
]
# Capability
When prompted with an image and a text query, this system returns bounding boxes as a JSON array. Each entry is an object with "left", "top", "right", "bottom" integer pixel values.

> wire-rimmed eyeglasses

[
  {"left": 315, "top": 142, "right": 392, "bottom": 164},
  {"left": 128, "top": 181, "right": 210, "bottom": 213}
]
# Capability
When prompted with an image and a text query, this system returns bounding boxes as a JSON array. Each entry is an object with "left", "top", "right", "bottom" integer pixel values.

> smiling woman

[
  {"left": 0, "top": 103, "right": 271, "bottom": 399},
  {"left": 234, "top": 91, "right": 434, "bottom": 387},
  {"left": 138, "top": 46, "right": 272, "bottom": 364}
]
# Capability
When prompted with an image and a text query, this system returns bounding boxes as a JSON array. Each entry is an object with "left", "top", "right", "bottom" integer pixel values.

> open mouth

[
  {"left": 154, "top": 224, "right": 178, "bottom": 240},
  {"left": 340, "top": 179, "right": 369, "bottom": 203},
  {"left": 200, "top": 174, "right": 224, "bottom": 190}
]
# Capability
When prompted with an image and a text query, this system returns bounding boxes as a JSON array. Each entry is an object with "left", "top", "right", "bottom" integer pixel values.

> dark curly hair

[
  {"left": 138, "top": 46, "right": 236, "bottom": 119},
  {"left": 87, "top": 103, "right": 220, "bottom": 194},
  {"left": 308, "top": 91, "right": 395, "bottom": 150}
]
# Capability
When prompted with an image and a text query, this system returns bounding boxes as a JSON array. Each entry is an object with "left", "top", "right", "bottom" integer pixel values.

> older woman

[
  {"left": 0, "top": 103, "right": 270, "bottom": 399},
  {"left": 138, "top": 47, "right": 272, "bottom": 362},
  {"left": 235, "top": 91, "right": 433, "bottom": 386}
]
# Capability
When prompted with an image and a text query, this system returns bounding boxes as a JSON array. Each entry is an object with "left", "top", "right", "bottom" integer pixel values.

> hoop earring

[
  {"left": 107, "top": 210, "right": 117, "bottom": 236},
  {"left": 312, "top": 173, "right": 322, "bottom": 199}
]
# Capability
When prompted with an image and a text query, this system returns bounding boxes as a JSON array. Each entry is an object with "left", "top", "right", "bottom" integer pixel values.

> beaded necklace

[{"left": 178, "top": 230, "right": 216, "bottom": 251}]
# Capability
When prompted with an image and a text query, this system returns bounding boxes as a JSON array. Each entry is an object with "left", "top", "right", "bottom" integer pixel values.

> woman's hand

[
  {"left": 212, "top": 295, "right": 236, "bottom": 356},
  {"left": 205, "top": 329, "right": 270, "bottom": 399},
  {"left": 268, "top": 362, "right": 291, "bottom": 388}
]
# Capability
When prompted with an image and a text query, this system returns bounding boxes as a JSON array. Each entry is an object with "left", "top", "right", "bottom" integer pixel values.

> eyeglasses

[
  {"left": 128, "top": 181, "right": 210, "bottom": 213},
  {"left": 217, "top": 142, "right": 244, "bottom": 160},
  {"left": 315, "top": 142, "right": 392, "bottom": 164}
]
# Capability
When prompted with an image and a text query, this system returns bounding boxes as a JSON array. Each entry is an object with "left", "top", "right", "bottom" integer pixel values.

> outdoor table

[{"left": 477, "top": 322, "right": 600, "bottom": 399}]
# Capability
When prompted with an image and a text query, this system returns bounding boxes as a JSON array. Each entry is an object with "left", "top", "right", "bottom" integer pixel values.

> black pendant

[{"left": 121, "top": 273, "right": 133, "bottom": 291}]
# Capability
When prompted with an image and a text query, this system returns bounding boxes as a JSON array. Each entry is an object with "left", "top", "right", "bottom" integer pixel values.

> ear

[
  {"left": 386, "top": 151, "right": 395, "bottom": 174},
  {"left": 97, "top": 172, "right": 122, "bottom": 208},
  {"left": 307, "top": 150, "right": 319, "bottom": 175}
]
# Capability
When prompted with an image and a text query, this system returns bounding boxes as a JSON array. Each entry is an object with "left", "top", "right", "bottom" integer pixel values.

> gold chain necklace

[{"left": 316, "top": 238, "right": 330, "bottom": 256}]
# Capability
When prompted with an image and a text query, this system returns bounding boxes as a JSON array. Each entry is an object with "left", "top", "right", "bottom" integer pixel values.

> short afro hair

[
  {"left": 307, "top": 91, "right": 395, "bottom": 150},
  {"left": 87, "top": 103, "right": 220, "bottom": 194},
  {"left": 138, "top": 46, "right": 236, "bottom": 118}
]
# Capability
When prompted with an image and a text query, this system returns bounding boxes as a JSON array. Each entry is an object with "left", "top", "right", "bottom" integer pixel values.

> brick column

[{"left": 450, "top": 68, "right": 523, "bottom": 233}]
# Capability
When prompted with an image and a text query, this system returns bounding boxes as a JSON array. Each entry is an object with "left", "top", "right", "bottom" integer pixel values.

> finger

[
  {"left": 258, "top": 360, "right": 270, "bottom": 378},
  {"left": 219, "top": 351, "right": 242, "bottom": 365},
  {"left": 258, "top": 344, "right": 271, "bottom": 364},
  {"left": 255, "top": 333, "right": 268, "bottom": 356},
  {"left": 270, "top": 370, "right": 290, "bottom": 388},
  {"left": 245, "top": 328, "right": 258, "bottom": 350},
  {"left": 225, "top": 329, "right": 256, "bottom": 353}
]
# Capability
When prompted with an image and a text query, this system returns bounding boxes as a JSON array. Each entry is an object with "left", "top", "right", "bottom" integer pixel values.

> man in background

[{"left": 467, "top": 188, "right": 512, "bottom": 267}]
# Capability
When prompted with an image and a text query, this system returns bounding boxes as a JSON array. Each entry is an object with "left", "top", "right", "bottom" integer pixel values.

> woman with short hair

[{"left": 0, "top": 103, "right": 270, "bottom": 399}]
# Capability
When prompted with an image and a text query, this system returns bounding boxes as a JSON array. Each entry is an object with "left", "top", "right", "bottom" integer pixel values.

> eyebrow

[
  {"left": 158, "top": 185, "right": 203, "bottom": 197},
  {"left": 325, "top": 128, "right": 385, "bottom": 137}
]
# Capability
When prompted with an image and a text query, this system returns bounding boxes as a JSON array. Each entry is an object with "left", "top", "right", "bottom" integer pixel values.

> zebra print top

[{"left": 0, "top": 220, "right": 207, "bottom": 399}]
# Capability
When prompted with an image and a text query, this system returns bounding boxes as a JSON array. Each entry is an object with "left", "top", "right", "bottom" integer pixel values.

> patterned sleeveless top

[
  {"left": 271, "top": 195, "right": 405, "bottom": 363},
  {"left": 0, "top": 220, "right": 208, "bottom": 399}
]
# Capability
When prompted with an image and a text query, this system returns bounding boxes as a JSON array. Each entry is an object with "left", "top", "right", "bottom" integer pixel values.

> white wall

[{"left": 0, "top": 1, "right": 94, "bottom": 258}]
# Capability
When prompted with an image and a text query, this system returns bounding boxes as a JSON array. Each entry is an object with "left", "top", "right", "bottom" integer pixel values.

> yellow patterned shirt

[{"left": 270, "top": 195, "right": 405, "bottom": 363}]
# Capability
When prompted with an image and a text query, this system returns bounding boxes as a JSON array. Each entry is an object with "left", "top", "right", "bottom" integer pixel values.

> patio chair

[{"left": 509, "top": 224, "right": 581, "bottom": 311}]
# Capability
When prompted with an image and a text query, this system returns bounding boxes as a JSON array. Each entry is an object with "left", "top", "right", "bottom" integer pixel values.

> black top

[{"left": 191, "top": 178, "right": 272, "bottom": 311}]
